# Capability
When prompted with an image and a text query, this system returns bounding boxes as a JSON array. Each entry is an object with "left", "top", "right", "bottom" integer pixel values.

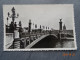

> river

[{"left": 55, "top": 40, "right": 75, "bottom": 48}]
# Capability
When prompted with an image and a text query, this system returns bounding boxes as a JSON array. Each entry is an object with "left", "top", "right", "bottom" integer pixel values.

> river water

[{"left": 55, "top": 40, "right": 75, "bottom": 48}]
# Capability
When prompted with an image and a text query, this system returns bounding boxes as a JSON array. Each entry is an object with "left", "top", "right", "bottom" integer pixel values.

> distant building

[{"left": 63, "top": 24, "right": 66, "bottom": 30}]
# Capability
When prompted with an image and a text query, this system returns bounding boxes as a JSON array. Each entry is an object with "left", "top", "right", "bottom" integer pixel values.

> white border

[{"left": 3, "top": 4, "right": 77, "bottom": 51}]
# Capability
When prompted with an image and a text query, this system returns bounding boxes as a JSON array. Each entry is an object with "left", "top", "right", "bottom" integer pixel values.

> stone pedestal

[{"left": 14, "top": 30, "right": 19, "bottom": 38}]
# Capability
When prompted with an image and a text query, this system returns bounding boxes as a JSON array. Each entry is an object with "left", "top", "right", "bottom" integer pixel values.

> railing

[{"left": 13, "top": 32, "right": 50, "bottom": 49}]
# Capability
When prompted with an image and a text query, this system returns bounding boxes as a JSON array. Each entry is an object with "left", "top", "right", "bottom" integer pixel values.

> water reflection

[{"left": 55, "top": 40, "right": 75, "bottom": 48}]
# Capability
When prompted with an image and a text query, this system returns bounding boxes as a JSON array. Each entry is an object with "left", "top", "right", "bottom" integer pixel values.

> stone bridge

[{"left": 25, "top": 34, "right": 58, "bottom": 48}]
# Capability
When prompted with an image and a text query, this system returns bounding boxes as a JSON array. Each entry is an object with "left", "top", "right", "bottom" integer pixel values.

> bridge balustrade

[{"left": 12, "top": 32, "right": 51, "bottom": 49}]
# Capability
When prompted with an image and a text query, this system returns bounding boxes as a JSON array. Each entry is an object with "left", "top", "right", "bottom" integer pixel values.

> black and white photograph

[{"left": 3, "top": 4, "right": 77, "bottom": 51}]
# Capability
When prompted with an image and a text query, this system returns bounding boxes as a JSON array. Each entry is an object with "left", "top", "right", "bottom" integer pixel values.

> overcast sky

[{"left": 3, "top": 4, "right": 75, "bottom": 30}]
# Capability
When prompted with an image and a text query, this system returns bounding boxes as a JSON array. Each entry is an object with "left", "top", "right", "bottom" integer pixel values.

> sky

[{"left": 3, "top": 4, "right": 75, "bottom": 30}]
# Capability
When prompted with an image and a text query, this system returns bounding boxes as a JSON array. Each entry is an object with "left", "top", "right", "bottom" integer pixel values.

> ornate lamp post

[
  {"left": 48, "top": 27, "right": 49, "bottom": 34},
  {"left": 7, "top": 7, "right": 19, "bottom": 32},
  {"left": 35, "top": 24, "right": 37, "bottom": 39},
  {"left": 19, "top": 21, "right": 22, "bottom": 27},
  {"left": 48, "top": 27, "right": 49, "bottom": 30},
  {"left": 35, "top": 24, "right": 37, "bottom": 33},
  {"left": 33, "top": 23, "right": 34, "bottom": 29},
  {"left": 35, "top": 24, "right": 37, "bottom": 29},
  {"left": 7, "top": 17, "right": 9, "bottom": 26},
  {"left": 8, "top": 7, "right": 19, "bottom": 23},
  {"left": 46, "top": 26, "right": 47, "bottom": 34},
  {"left": 40, "top": 25, "right": 41, "bottom": 33},
  {"left": 19, "top": 21, "right": 22, "bottom": 38},
  {"left": 7, "top": 7, "right": 19, "bottom": 39},
  {"left": 42, "top": 26, "right": 45, "bottom": 34},
  {"left": 28, "top": 19, "right": 32, "bottom": 33},
  {"left": 28, "top": 19, "right": 32, "bottom": 44},
  {"left": 6, "top": 17, "right": 9, "bottom": 33}
]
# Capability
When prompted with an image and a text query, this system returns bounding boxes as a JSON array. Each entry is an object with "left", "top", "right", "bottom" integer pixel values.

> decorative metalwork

[{"left": 7, "top": 7, "right": 19, "bottom": 23}]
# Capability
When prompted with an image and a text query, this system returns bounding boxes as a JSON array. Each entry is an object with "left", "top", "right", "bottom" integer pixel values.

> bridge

[
  {"left": 7, "top": 31, "right": 74, "bottom": 49},
  {"left": 25, "top": 34, "right": 58, "bottom": 48}
]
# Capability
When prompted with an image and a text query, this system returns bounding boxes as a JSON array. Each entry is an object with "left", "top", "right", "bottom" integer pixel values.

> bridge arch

[{"left": 26, "top": 34, "right": 58, "bottom": 48}]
